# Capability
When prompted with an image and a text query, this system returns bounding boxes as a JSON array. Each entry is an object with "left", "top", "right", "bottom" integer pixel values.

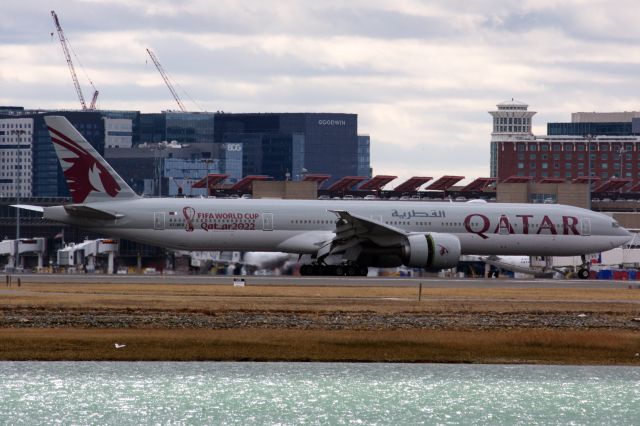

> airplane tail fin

[{"left": 44, "top": 115, "right": 139, "bottom": 204}]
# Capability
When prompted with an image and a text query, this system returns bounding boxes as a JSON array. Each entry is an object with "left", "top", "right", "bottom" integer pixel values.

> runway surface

[{"left": 8, "top": 273, "right": 640, "bottom": 289}]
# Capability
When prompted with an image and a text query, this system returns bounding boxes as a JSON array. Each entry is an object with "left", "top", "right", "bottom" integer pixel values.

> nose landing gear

[{"left": 577, "top": 254, "right": 591, "bottom": 280}]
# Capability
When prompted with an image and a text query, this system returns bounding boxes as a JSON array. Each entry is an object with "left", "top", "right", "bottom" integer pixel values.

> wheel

[
  {"left": 358, "top": 266, "right": 368, "bottom": 276},
  {"left": 335, "top": 265, "right": 345, "bottom": 276},
  {"left": 324, "top": 265, "right": 336, "bottom": 276},
  {"left": 312, "top": 264, "right": 323, "bottom": 275},
  {"left": 577, "top": 268, "right": 590, "bottom": 279},
  {"left": 346, "top": 265, "right": 357, "bottom": 276}
]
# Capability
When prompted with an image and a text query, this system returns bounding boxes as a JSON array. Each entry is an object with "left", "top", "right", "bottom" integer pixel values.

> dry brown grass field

[
  {"left": 3, "top": 282, "right": 640, "bottom": 312},
  {"left": 1, "top": 280, "right": 639, "bottom": 364}
]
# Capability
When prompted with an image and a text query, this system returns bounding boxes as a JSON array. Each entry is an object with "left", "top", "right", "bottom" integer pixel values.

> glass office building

[
  {"left": 357, "top": 135, "right": 371, "bottom": 178},
  {"left": 162, "top": 144, "right": 243, "bottom": 197},
  {"left": 1, "top": 107, "right": 365, "bottom": 197},
  {"left": 140, "top": 112, "right": 215, "bottom": 145},
  {"left": 220, "top": 132, "right": 301, "bottom": 180},
  {"left": 214, "top": 113, "right": 360, "bottom": 183},
  {"left": 164, "top": 158, "right": 219, "bottom": 197},
  {"left": 220, "top": 142, "right": 244, "bottom": 182},
  {"left": 102, "top": 110, "right": 140, "bottom": 146},
  {"left": 547, "top": 122, "right": 634, "bottom": 136}
]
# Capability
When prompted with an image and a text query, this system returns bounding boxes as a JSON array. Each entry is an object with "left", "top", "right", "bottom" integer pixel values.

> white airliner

[
  {"left": 16, "top": 116, "right": 633, "bottom": 278},
  {"left": 465, "top": 255, "right": 550, "bottom": 278}
]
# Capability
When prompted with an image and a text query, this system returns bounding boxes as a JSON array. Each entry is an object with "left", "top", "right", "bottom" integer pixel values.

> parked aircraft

[
  {"left": 16, "top": 116, "right": 633, "bottom": 278},
  {"left": 476, "top": 255, "right": 554, "bottom": 278}
]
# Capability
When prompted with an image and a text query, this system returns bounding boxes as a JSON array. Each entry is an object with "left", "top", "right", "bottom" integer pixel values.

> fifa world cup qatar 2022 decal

[{"left": 182, "top": 207, "right": 259, "bottom": 232}]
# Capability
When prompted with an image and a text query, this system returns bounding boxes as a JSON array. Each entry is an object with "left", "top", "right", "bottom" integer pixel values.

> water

[{"left": 0, "top": 362, "right": 638, "bottom": 425}]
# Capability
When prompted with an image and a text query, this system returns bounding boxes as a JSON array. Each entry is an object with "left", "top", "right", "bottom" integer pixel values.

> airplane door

[
  {"left": 262, "top": 213, "right": 274, "bottom": 231},
  {"left": 154, "top": 212, "right": 165, "bottom": 230},
  {"left": 581, "top": 218, "right": 591, "bottom": 236}
]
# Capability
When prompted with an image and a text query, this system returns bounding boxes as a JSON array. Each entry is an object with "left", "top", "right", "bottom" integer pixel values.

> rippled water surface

[{"left": 0, "top": 362, "right": 639, "bottom": 425}]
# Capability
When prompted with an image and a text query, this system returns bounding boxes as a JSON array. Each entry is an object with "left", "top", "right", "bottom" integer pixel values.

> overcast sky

[{"left": 2, "top": 0, "right": 640, "bottom": 186}]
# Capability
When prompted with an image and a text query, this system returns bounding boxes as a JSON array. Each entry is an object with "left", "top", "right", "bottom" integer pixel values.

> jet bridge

[
  {"left": 57, "top": 238, "right": 119, "bottom": 274},
  {"left": 0, "top": 238, "right": 46, "bottom": 272}
]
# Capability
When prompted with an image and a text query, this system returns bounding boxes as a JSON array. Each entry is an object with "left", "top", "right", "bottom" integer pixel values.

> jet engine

[{"left": 402, "top": 233, "right": 461, "bottom": 269}]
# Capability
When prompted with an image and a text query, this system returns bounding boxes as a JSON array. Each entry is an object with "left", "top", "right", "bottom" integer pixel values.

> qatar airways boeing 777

[{"left": 16, "top": 116, "right": 633, "bottom": 278}]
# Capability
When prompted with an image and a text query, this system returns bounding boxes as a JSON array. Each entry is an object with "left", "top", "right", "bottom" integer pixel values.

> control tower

[{"left": 489, "top": 99, "right": 537, "bottom": 177}]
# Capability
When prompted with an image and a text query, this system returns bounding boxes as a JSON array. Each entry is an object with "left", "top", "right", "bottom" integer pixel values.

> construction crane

[
  {"left": 146, "top": 48, "right": 187, "bottom": 112},
  {"left": 51, "top": 10, "right": 99, "bottom": 110}
]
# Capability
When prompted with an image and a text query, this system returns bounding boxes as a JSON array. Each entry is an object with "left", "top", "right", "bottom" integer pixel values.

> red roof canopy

[
  {"left": 326, "top": 176, "right": 368, "bottom": 192},
  {"left": 627, "top": 182, "right": 640, "bottom": 192},
  {"left": 459, "top": 177, "right": 496, "bottom": 192},
  {"left": 302, "top": 174, "right": 331, "bottom": 188},
  {"left": 394, "top": 176, "right": 433, "bottom": 192},
  {"left": 502, "top": 176, "right": 534, "bottom": 183},
  {"left": 191, "top": 173, "right": 228, "bottom": 188},
  {"left": 229, "top": 175, "right": 272, "bottom": 191},
  {"left": 538, "top": 178, "right": 566, "bottom": 183},
  {"left": 592, "top": 178, "right": 633, "bottom": 193},
  {"left": 425, "top": 175, "right": 465, "bottom": 191},
  {"left": 359, "top": 175, "right": 397, "bottom": 191},
  {"left": 572, "top": 176, "right": 601, "bottom": 184}
]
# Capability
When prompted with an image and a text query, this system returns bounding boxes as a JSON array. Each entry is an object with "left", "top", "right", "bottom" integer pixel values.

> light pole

[
  {"left": 617, "top": 145, "right": 626, "bottom": 180},
  {"left": 616, "top": 144, "right": 628, "bottom": 197},
  {"left": 201, "top": 159, "right": 214, "bottom": 197},
  {"left": 586, "top": 134, "right": 592, "bottom": 211},
  {"left": 154, "top": 140, "right": 187, "bottom": 197},
  {"left": 154, "top": 142, "right": 165, "bottom": 197},
  {"left": 10, "top": 129, "right": 26, "bottom": 240}
]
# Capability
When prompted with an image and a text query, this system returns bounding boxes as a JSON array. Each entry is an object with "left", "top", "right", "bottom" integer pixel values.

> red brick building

[
  {"left": 490, "top": 100, "right": 640, "bottom": 188},
  {"left": 495, "top": 137, "right": 640, "bottom": 183}
]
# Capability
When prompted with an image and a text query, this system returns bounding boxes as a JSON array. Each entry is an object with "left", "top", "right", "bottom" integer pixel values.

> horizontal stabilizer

[
  {"left": 11, "top": 204, "right": 44, "bottom": 213},
  {"left": 64, "top": 204, "right": 124, "bottom": 220}
]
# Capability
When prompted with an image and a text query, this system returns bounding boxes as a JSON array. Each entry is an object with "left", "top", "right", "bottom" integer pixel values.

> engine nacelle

[{"left": 402, "top": 232, "right": 461, "bottom": 269}]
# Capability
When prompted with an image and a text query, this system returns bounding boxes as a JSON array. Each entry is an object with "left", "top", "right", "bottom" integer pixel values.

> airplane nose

[{"left": 618, "top": 227, "right": 634, "bottom": 246}]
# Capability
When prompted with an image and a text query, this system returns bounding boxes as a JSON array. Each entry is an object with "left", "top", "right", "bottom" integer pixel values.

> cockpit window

[{"left": 612, "top": 221, "right": 620, "bottom": 228}]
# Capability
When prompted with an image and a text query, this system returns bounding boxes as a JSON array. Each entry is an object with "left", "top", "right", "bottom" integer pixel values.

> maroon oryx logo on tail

[{"left": 48, "top": 126, "right": 121, "bottom": 203}]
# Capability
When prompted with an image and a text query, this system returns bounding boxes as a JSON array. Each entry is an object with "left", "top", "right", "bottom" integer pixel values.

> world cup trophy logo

[{"left": 183, "top": 206, "right": 196, "bottom": 232}]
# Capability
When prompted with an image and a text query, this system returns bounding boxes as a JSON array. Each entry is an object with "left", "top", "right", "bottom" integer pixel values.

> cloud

[{"left": 3, "top": 0, "right": 640, "bottom": 181}]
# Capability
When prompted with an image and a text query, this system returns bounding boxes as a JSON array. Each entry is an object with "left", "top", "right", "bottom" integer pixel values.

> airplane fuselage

[{"left": 43, "top": 198, "right": 630, "bottom": 257}]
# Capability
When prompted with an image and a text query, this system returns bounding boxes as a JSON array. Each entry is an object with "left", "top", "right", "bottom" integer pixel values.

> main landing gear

[
  {"left": 577, "top": 254, "right": 591, "bottom": 280},
  {"left": 299, "top": 262, "right": 368, "bottom": 276},
  {"left": 577, "top": 268, "right": 590, "bottom": 279}
]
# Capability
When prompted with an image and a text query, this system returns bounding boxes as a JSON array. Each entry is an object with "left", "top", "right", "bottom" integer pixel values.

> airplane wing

[
  {"left": 329, "top": 210, "right": 406, "bottom": 241},
  {"left": 481, "top": 255, "right": 552, "bottom": 277},
  {"left": 64, "top": 204, "right": 124, "bottom": 220},
  {"left": 11, "top": 204, "right": 45, "bottom": 213},
  {"left": 320, "top": 209, "right": 407, "bottom": 258}
]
